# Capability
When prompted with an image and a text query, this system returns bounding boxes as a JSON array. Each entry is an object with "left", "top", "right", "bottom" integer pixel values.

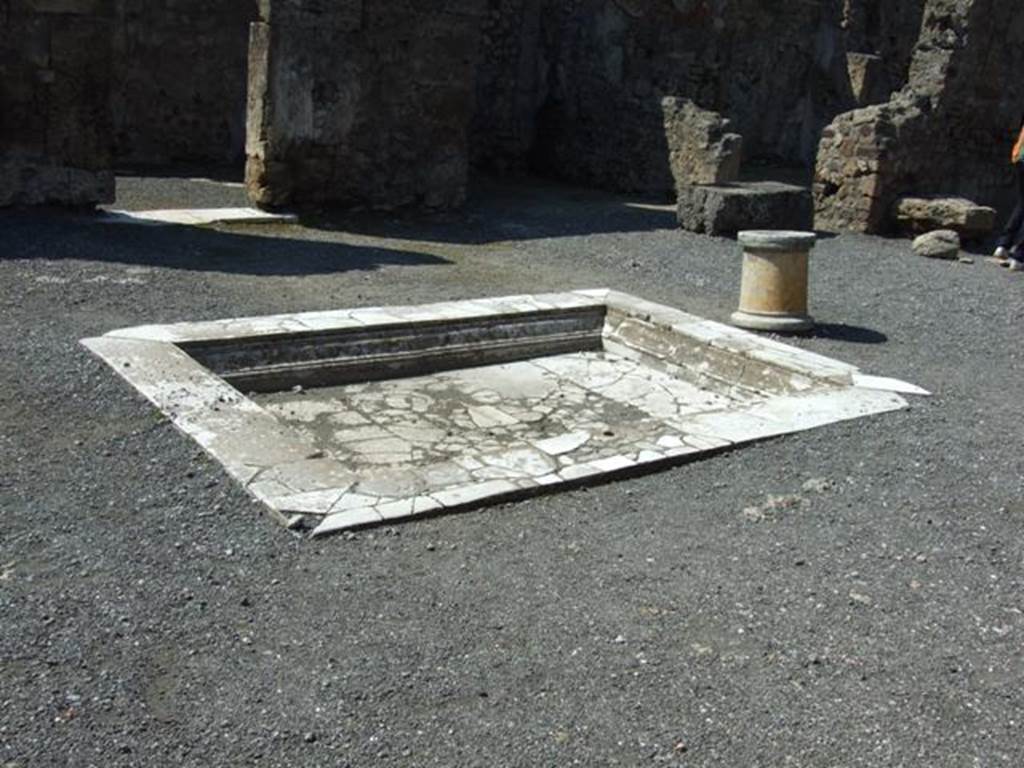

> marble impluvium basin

[{"left": 82, "top": 290, "right": 927, "bottom": 536}]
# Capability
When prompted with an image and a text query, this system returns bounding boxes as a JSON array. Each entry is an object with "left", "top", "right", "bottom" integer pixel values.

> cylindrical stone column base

[{"left": 730, "top": 230, "right": 816, "bottom": 333}]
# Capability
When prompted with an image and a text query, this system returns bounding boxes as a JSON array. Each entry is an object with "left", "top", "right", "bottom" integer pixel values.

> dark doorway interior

[{"left": 110, "top": 0, "right": 258, "bottom": 184}]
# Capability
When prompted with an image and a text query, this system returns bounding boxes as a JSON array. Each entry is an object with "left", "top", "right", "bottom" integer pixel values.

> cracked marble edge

[
  {"left": 98, "top": 290, "right": 609, "bottom": 343},
  {"left": 79, "top": 335, "right": 346, "bottom": 521},
  {"left": 81, "top": 292, "right": 924, "bottom": 539},
  {"left": 309, "top": 455, "right": 651, "bottom": 538},
  {"left": 91, "top": 289, "right": 927, "bottom": 400},
  {"left": 602, "top": 290, "right": 879, "bottom": 386}
]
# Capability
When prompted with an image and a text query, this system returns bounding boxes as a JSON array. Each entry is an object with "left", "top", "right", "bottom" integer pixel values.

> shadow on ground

[
  {"left": 808, "top": 323, "right": 888, "bottom": 344},
  {"left": 0, "top": 210, "right": 449, "bottom": 277},
  {"left": 297, "top": 174, "right": 679, "bottom": 245}
]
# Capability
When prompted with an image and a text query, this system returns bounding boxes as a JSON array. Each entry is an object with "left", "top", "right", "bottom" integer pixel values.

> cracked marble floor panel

[{"left": 253, "top": 352, "right": 708, "bottom": 493}]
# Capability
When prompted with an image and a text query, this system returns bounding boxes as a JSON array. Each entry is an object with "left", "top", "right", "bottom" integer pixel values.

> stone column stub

[{"left": 731, "top": 230, "right": 817, "bottom": 333}]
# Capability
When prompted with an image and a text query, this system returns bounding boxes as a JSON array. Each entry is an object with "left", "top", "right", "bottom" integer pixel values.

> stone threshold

[{"left": 101, "top": 207, "right": 297, "bottom": 227}]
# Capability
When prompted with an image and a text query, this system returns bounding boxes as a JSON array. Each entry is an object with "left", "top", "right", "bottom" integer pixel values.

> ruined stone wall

[
  {"left": 6, "top": 0, "right": 1020, "bottom": 224},
  {"left": 111, "top": 0, "right": 257, "bottom": 167},
  {"left": 247, "top": 0, "right": 486, "bottom": 209},
  {"left": 472, "top": 0, "right": 857, "bottom": 195},
  {"left": 815, "top": 0, "right": 1024, "bottom": 232},
  {"left": 842, "top": 0, "right": 928, "bottom": 95},
  {"left": 918, "top": 0, "right": 1024, "bottom": 208},
  {"left": 470, "top": 0, "right": 945, "bottom": 196},
  {"left": 0, "top": 0, "right": 114, "bottom": 206}
]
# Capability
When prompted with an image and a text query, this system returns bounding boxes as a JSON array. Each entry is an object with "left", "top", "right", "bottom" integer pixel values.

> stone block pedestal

[{"left": 677, "top": 181, "right": 813, "bottom": 236}]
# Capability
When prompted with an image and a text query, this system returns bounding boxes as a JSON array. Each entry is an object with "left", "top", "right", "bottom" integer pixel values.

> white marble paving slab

[{"left": 104, "top": 207, "right": 298, "bottom": 227}]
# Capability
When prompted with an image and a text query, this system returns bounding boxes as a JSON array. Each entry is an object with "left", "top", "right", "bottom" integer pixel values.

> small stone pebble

[{"left": 801, "top": 477, "right": 832, "bottom": 494}]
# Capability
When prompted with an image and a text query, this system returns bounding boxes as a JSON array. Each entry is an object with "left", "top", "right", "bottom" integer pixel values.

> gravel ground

[
  {"left": 108, "top": 171, "right": 249, "bottom": 211},
  {"left": 2, "top": 174, "right": 1023, "bottom": 767}
]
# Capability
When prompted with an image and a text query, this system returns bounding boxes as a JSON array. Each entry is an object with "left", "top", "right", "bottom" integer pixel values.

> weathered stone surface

[
  {"left": 841, "top": 1, "right": 926, "bottom": 96},
  {"left": 677, "top": 182, "right": 814, "bottom": 237},
  {"left": 514, "top": 0, "right": 861, "bottom": 192},
  {"left": 20, "top": 0, "right": 106, "bottom": 12},
  {"left": 732, "top": 230, "right": 816, "bottom": 333},
  {"left": 816, "top": 0, "right": 1024, "bottom": 233},
  {"left": 3, "top": 0, "right": 1022, "bottom": 223},
  {"left": 0, "top": 155, "right": 115, "bottom": 207},
  {"left": 911, "top": 229, "right": 960, "bottom": 260},
  {"left": 663, "top": 98, "right": 743, "bottom": 187},
  {"left": 469, "top": 0, "right": 939, "bottom": 196},
  {"left": 247, "top": 0, "right": 486, "bottom": 209},
  {"left": 469, "top": 0, "right": 544, "bottom": 174},
  {"left": 846, "top": 53, "right": 888, "bottom": 107},
  {"left": 0, "top": 3, "right": 114, "bottom": 207},
  {"left": 893, "top": 196, "right": 996, "bottom": 240},
  {"left": 814, "top": 95, "right": 929, "bottom": 233}
]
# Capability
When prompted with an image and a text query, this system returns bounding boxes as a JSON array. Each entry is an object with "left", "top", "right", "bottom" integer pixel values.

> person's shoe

[
  {"left": 1008, "top": 257, "right": 1024, "bottom": 271},
  {"left": 995, "top": 246, "right": 1010, "bottom": 260}
]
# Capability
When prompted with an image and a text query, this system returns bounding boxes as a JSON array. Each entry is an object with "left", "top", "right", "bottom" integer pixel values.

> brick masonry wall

[{"left": 0, "top": 0, "right": 115, "bottom": 206}]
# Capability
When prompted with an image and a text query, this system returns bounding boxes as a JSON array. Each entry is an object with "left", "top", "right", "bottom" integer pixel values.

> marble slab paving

[{"left": 256, "top": 352, "right": 734, "bottom": 497}]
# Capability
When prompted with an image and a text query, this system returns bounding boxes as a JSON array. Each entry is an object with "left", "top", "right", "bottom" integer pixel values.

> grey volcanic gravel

[{"left": 2, "top": 174, "right": 1024, "bottom": 767}]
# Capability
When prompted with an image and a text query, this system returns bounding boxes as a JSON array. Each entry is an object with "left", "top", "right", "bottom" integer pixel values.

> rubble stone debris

[
  {"left": 911, "top": 229, "right": 961, "bottom": 260},
  {"left": 893, "top": 196, "right": 996, "bottom": 241},
  {"left": 663, "top": 98, "right": 743, "bottom": 187}
]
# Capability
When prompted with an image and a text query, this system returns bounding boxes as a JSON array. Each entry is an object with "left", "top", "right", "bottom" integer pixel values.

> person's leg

[{"left": 996, "top": 162, "right": 1024, "bottom": 250}]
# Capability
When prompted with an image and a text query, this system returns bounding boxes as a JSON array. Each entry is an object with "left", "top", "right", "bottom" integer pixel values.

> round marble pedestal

[{"left": 730, "top": 230, "right": 816, "bottom": 333}]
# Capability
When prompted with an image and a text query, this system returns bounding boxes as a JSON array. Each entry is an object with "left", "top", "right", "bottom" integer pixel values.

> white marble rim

[
  {"left": 81, "top": 290, "right": 928, "bottom": 536},
  {"left": 737, "top": 230, "right": 817, "bottom": 251}
]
